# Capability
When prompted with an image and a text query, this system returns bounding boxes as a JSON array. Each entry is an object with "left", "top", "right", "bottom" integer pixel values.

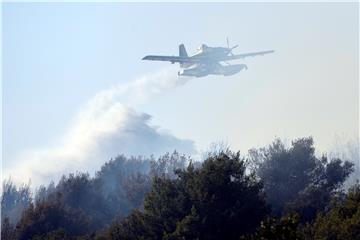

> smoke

[
  {"left": 104, "top": 69, "right": 190, "bottom": 106},
  {"left": 4, "top": 69, "right": 195, "bottom": 186},
  {"left": 329, "top": 136, "right": 360, "bottom": 187}
]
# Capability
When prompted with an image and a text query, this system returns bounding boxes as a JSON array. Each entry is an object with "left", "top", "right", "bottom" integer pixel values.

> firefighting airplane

[{"left": 142, "top": 39, "right": 274, "bottom": 77}]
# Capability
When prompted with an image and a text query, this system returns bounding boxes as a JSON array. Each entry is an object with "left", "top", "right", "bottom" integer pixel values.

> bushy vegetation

[
  {"left": 312, "top": 184, "right": 360, "bottom": 239},
  {"left": 1, "top": 137, "right": 359, "bottom": 240},
  {"left": 108, "top": 153, "right": 268, "bottom": 240},
  {"left": 248, "top": 138, "right": 354, "bottom": 222}
]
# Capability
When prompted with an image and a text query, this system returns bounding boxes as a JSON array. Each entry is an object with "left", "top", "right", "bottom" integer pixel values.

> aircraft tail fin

[
  {"left": 179, "top": 44, "right": 188, "bottom": 57},
  {"left": 179, "top": 44, "right": 192, "bottom": 68}
]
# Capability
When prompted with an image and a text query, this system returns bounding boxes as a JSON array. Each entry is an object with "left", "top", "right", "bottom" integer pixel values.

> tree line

[{"left": 1, "top": 137, "right": 359, "bottom": 239}]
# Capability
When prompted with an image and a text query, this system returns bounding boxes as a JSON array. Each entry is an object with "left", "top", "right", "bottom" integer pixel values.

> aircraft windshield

[{"left": 197, "top": 44, "right": 208, "bottom": 52}]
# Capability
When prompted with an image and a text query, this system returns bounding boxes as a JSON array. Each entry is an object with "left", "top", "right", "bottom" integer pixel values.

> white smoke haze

[
  {"left": 328, "top": 135, "right": 360, "bottom": 187},
  {"left": 4, "top": 69, "right": 195, "bottom": 186},
  {"left": 100, "top": 69, "right": 190, "bottom": 107}
]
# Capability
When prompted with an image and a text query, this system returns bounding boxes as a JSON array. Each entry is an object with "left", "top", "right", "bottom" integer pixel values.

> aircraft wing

[
  {"left": 221, "top": 50, "right": 275, "bottom": 61},
  {"left": 142, "top": 55, "right": 199, "bottom": 63}
]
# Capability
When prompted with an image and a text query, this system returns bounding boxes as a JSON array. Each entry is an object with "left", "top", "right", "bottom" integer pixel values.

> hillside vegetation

[{"left": 2, "top": 137, "right": 359, "bottom": 240}]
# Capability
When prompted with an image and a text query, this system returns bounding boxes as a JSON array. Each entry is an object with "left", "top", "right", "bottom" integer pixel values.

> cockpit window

[{"left": 197, "top": 44, "right": 208, "bottom": 52}]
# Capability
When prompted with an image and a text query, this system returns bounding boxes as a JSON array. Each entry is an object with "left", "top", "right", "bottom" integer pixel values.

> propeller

[{"left": 226, "top": 37, "right": 238, "bottom": 55}]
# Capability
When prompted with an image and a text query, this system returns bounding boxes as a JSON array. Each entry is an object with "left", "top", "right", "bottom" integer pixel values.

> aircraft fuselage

[{"left": 182, "top": 45, "right": 231, "bottom": 68}]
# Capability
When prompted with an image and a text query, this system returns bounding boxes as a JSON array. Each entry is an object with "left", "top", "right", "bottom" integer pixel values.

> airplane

[{"left": 142, "top": 38, "right": 274, "bottom": 78}]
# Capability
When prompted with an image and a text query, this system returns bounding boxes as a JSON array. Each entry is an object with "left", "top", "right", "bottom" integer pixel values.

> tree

[
  {"left": 1, "top": 179, "right": 32, "bottom": 225},
  {"left": 149, "top": 151, "right": 190, "bottom": 179},
  {"left": 285, "top": 158, "right": 353, "bottom": 222},
  {"left": 15, "top": 194, "right": 91, "bottom": 240},
  {"left": 95, "top": 155, "right": 153, "bottom": 219},
  {"left": 50, "top": 173, "right": 113, "bottom": 230},
  {"left": 312, "top": 184, "right": 360, "bottom": 240},
  {"left": 107, "top": 210, "right": 150, "bottom": 240},
  {"left": 248, "top": 138, "right": 318, "bottom": 215},
  {"left": 121, "top": 172, "right": 152, "bottom": 210},
  {"left": 1, "top": 217, "right": 16, "bottom": 240},
  {"left": 31, "top": 229, "right": 70, "bottom": 240},
  {"left": 8, "top": 152, "right": 191, "bottom": 239},
  {"left": 248, "top": 137, "right": 354, "bottom": 220},
  {"left": 241, "top": 214, "right": 302, "bottom": 240},
  {"left": 109, "top": 152, "right": 269, "bottom": 240}
]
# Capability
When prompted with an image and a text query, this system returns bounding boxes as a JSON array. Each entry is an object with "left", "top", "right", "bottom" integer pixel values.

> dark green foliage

[
  {"left": 2, "top": 139, "right": 357, "bottom": 239},
  {"left": 54, "top": 173, "right": 113, "bottom": 230},
  {"left": 248, "top": 138, "right": 318, "bottom": 215},
  {"left": 169, "top": 205, "right": 201, "bottom": 240},
  {"left": 1, "top": 217, "right": 16, "bottom": 240},
  {"left": 1, "top": 152, "right": 189, "bottom": 239},
  {"left": 323, "top": 158, "right": 354, "bottom": 189},
  {"left": 285, "top": 157, "right": 354, "bottom": 223},
  {"left": 31, "top": 172, "right": 122, "bottom": 232},
  {"left": 241, "top": 214, "right": 302, "bottom": 240},
  {"left": 330, "top": 139, "right": 359, "bottom": 187},
  {"left": 312, "top": 184, "right": 360, "bottom": 240},
  {"left": 285, "top": 185, "right": 332, "bottom": 223},
  {"left": 30, "top": 155, "right": 155, "bottom": 233},
  {"left": 107, "top": 210, "right": 150, "bottom": 240},
  {"left": 15, "top": 195, "right": 91, "bottom": 240},
  {"left": 31, "top": 229, "right": 71, "bottom": 240},
  {"left": 121, "top": 173, "right": 152, "bottom": 210},
  {"left": 248, "top": 137, "right": 354, "bottom": 222},
  {"left": 109, "top": 152, "right": 269, "bottom": 240}
]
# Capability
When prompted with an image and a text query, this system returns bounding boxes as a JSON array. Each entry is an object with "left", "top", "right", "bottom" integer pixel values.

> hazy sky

[{"left": 3, "top": 3, "right": 359, "bottom": 184}]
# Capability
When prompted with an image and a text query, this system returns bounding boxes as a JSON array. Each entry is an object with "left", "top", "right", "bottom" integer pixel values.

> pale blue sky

[{"left": 3, "top": 3, "right": 359, "bottom": 174}]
